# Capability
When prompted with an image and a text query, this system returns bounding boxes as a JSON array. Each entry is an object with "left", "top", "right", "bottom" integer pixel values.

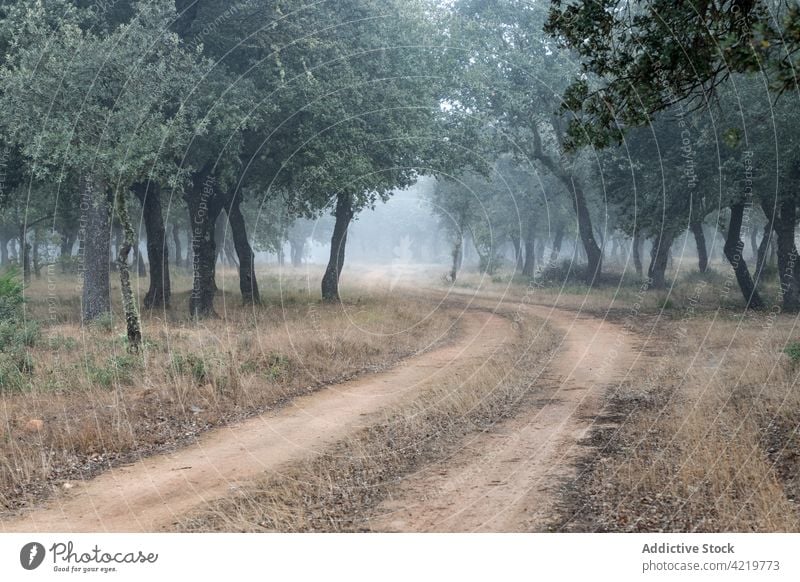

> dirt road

[
  {"left": 1, "top": 310, "right": 512, "bottom": 533},
  {"left": 2, "top": 286, "right": 640, "bottom": 533},
  {"left": 370, "top": 302, "right": 639, "bottom": 532}
]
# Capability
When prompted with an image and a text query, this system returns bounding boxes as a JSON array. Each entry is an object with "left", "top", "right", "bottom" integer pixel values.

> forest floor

[{"left": 2, "top": 261, "right": 800, "bottom": 532}]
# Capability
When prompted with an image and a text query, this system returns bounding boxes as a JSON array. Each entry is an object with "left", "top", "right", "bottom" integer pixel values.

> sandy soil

[
  {"left": 369, "top": 302, "right": 641, "bottom": 532},
  {"left": 1, "top": 310, "right": 512, "bottom": 533}
]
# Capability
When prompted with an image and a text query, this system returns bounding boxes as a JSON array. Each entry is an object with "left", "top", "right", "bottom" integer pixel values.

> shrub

[
  {"left": 0, "top": 269, "right": 38, "bottom": 393},
  {"left": 784, "top": 341, "right": 800, "bottom": 370}
]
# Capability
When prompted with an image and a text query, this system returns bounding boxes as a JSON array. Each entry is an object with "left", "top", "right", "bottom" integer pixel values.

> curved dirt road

[
  {"left": 370, "top": 301, "right": 639, "bottom": 532},
  {"left": 1, "top": 310, "right": 513, "bottom": 533}
]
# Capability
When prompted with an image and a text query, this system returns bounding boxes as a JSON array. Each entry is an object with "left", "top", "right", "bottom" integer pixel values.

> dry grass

[
  {"left": 555, "top": 312, "right": 800, "bottom": 532},
  {"left": 176, "top": 305, "right": 562, "bottom": 532},
  {"left": 0, "top": 267, "right": 458, "bottom": 510}
]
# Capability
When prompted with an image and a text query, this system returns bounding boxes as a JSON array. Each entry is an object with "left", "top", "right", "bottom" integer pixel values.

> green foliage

[
  {"left": 91, "top": 313, "right": 115, "bottom": 333},
  {"left": 240, "top": 353, "right": 292, "bottom": 382},
  {"left": 545, "top": 1, "right": 800, "bottom": 149},
  {"left": 0, "top": 268, "right": 37, "bottom": 393},
  {"left": 0, "top": 268, "right": 24, "bottom": 321},
  {"left": 171, "top": 353, "right": 209, "bottom": 384},
  {"left": 784, "top": 342, "right": 800, "bottom": 370},
  {"left": 88, "top": 354, "right": 139, "bottom": 388}
]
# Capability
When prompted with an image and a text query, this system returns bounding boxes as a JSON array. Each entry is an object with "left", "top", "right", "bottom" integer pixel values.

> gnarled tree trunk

[
  {"left": 81, "top": 176, "right": 112, "bottom": 322},
  {"left": 549, "top": 224, "right": 564, "bottom": 265},
  {"left": 632, "top": 231, "right": 643, "bottom": 277},
  {"left": 225, "top": 193, "right": 260, "bottom": 305},
  {"left": 322, "top": 193, "right": 354, "bottom": 302},
  {"left": 450, "top": 235, "right": 463, "bottom": 282},
  {"left": 522, "top": 227, "right": 535, "bottom": 277},
  {"left": 755, "top": 201, "right": 776, "bottom": 287},
  {"left": 115, "top": 190, "right": 142, "bottom": 351},
  {"left": 774, "top": 199, "right": 799, "bottom": 312},
  {"left": 648, "top": 231, "right": 675, "bottom": 290},
  {"left": 134, "top": 182, "right": 170, "bottom": 309},
  {"left": 290, "top": 237, "right": 305, "bottom": 267},
  {"left": 723, "top": 203, "right": 764, "bottom": 310},
  {"left": 571, "top": 180, "right": 602, "bottom": 285},
  {"left": 186, "top": 175, "right": 224, "bottom": 318},
  {"left": 690, "top": 221, "right": 708, "bottom": 273},
  {"left": 172, "top": 223, "right": 183, "bottom": 269},
  {"left": 511, "top": 237, "right": 523, "bottom": 273}
]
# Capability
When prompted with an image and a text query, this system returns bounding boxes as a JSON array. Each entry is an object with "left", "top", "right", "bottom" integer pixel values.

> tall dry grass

[
  {"left": 0, "top": 269, "right": 458, "bottom": 510},
  {"left": 557, "top": 314, "right": 800, "bottom": 532}
]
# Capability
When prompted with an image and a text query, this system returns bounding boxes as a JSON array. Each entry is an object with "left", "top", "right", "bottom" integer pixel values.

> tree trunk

[
  {"left": 570, "top": 180, "right": 602, "bottom": 285},
  {"left": 647, "top": 231, "right": 674, "bottom": 290},
  {"left": 226, "top": 193, "right": 261, "bottom": 305},
  {"left": 535, "top": 237, "right": 545, "bottom": 265},
  {"left": 633, "top": 231, "right": 643, "bottom": 277},
  {"left": 522, "top": 228, "right": 535, "bottom": 277},
  {"left": 774, "top": 199, "right": 800, "bottom": 312},
  {"left": 450, "top": 236, "right": 463, "bottom": 282},
  {"left": 549, "top": 224, "right": 564, "bottom": 265},
  {"left": 0, "top": 236, "right": 8, "bottom": 266},
  {"left": 723, "top": 203, "right": 764, "bottom": 310},
  {"left": 511, "top": 237, "right": 523, "bottom": 273},
  {"left": 115, "top": 190, "right": 142, "bottom": 351},
  {"left": 81, "top": 176, "right": 112, "bottom": 322},
  {"left": 755, "top": 202, "right": 776, "bottom": 286},
  {"left": 290, "top": 238, "right": 305, "bottom": 267},
  {"left": 322, "top": 193, "right": 354, "bottom": 302},
  {"left": 134, "top": 183, "right": 171, "bottom": 309},
  {"left": 690, "top": 221, "right": 708, "bottom": 273},
  {"left": 18, "top": 226, "right": 31, "bottom": 283},
  {"left": 59, "top": 232, "right": 75, "bottom": 273},
  {"left": 172, "top": 223, "right": 183, "bottom": 269},
  {"left": 187, "top": 176, "right": 223, "bottom": 318},
  {"left": 32, "top": 229, "right": 41, "bottom": 279}
]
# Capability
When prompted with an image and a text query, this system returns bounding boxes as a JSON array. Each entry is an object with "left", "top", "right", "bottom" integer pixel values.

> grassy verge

[
  {"left": 0, "top": 270, "right": 458, "bottom": 510},
  {"left": 176, "top": 305, "right": 562, "bottom": 532}
]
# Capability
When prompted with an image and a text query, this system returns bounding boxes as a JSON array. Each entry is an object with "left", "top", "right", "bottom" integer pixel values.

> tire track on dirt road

[
  {"left": 370, "top": 297, "right": 640, "bottom": 532},
  {"left": 1, "top": 309, "right": 512, "bottom": 533}
]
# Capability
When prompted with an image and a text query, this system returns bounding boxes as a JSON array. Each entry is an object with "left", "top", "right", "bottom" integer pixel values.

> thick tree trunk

[
  {"left": 723, "top": 203, "right": 764, "bottom": 310},
  {"left": 756, "top": 202, "right": 776, "bottom": 286},
  {"left": 226, "top": 193, "right": 260, "bottom": 305},
  {"left": 322, "top": 193, "right": 354, "bottom": 302},
  {"left": 549, "top": 224, "right": 564, "bottom": 265},
  {"left": 450, "top": 236, "right": 463, "bottom": 282},
  {"left": 32, "top": 230, "right": 41, "bottom": 279},
  {"left": 134, "top": 183, "right": 171, "bottom": 309},
  {"left": 632, "top": 231, "right": 643, "bottom": 277},
  {"left": 535, "top": 237, "right": 545, "bottom": 265},
  {"left": 774, "top": 199, "right": 800, "bottom": 312},
  {"left": 18, "top": 226, "right": 31, "bottom": 283},
  {"left": 115, "top": 190, "right": 142, "bottom": 351},
  {"left": 187, "top": 175, "right": 223, "bottom": 318},
  {"left": 0, "top": 236, "right": 8, "bottom": 266},
  {"left": 81, "top": 176, "right": 112, "bottom": 322},
  {"left": 511, "top": 237, "right": 523, "bottom": 273},
  {"left": 522, "top": 228, "right": 535, "bottom": 277},
  {"left": 59, "top": 232, "right": 75, "bottom": 273},
  {"left": 290, "top": 238, "right": 305, "bottom": 267},
  {"left": 172, "top": 223, "right": 183, "bottom": 269},
  {"left": 135, "top": 244, "right": 147, "bottom": 277},
  {"left": 647, "top": 231, "right": 674, "bottom": 290},
  {"left": 690, "top": 221, "right": 708, "bottom": 273},
  {"left": 571, "top": 181, "right": 602, "bottom": 285}
]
